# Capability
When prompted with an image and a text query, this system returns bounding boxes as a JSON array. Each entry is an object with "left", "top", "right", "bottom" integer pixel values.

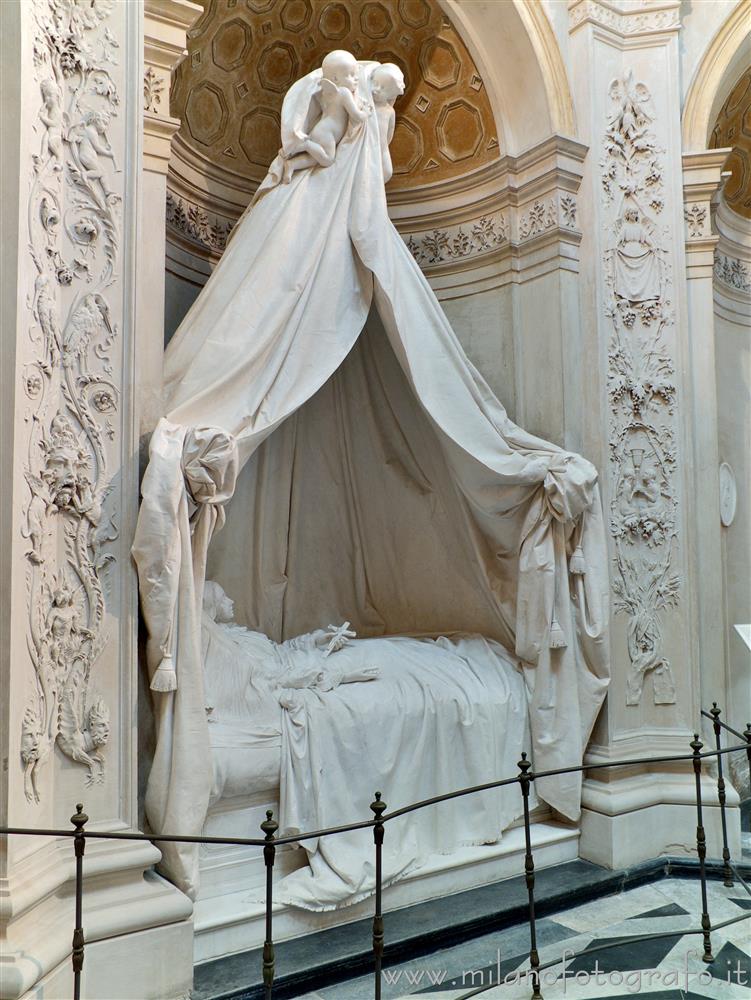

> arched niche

[
  {"left": 164, "top": 0, "right": 584, "bottom": 439},
  {"left": 682, "top": 1, "right": 750, "bottom": 152}
]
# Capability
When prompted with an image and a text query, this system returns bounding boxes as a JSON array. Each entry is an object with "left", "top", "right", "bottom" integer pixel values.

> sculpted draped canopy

[{"left": 133, "top": 54, "right": 610, "bottom": 898}]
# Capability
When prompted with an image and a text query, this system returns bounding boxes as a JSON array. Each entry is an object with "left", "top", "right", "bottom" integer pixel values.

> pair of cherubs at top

[{"left": 281, "top": 49, "right": 405, "bottom": 184}]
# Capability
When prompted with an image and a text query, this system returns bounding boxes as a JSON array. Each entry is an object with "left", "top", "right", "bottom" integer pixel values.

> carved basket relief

[
  {"left": 601, "top": 72, "right": 680, "bottom": 707},
  {"left": 21, "top": 0, "right": 122, "bottom": 802}
]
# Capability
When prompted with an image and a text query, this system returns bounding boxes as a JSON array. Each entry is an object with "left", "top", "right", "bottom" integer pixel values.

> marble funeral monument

[
  {"left": 132, "top": 50, "right": 610, "bottom": 923},
  {"left": 4, "top": 2, "right": 748, "bottom": 995}
]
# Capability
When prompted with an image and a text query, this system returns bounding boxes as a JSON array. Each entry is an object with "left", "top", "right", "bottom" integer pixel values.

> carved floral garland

[
  {"left": 21, "top": 0, "right": 120, "bottom": 801},
  {"left": 404, "top": 213, "right": 507, "bottom": 266},
  {"left": 600, "top": 71, "right": 680, "bottom": 706}
]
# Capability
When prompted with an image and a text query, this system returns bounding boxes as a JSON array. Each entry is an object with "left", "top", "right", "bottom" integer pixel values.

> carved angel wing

[
  {"left": 279, "top": 67, "right": 323, "bottom": 155},
  {"left": 24, "top": 470, "right": 54, "bottom": 510},
  {"left": 318, "top": 77, "right": 339, "bottom": 106}
]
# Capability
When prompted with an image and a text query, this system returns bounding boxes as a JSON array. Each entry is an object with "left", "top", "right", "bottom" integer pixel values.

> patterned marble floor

[{"left": 299, "top": 877, "right": 750, "bottom": 1000}]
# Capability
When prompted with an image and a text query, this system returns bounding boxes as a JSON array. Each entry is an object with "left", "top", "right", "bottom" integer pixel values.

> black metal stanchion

[
  {"left": 371, "top": 791, "right": 386, "bottom": 1000},
  {"left": 691, "top": 735, "right": 713, "bottom": 962},
  {"left": 71, "top": 804, "right": 88, "bottom": 1000},
  {"left": 260, "top": 809, "right": 278, "bottom": 1000},
  {"left": 709, "top": 704, "right": 733, "bottom": 887},
  {"left": 519, "top": 754, "right": 542, "bottom": 1000}
]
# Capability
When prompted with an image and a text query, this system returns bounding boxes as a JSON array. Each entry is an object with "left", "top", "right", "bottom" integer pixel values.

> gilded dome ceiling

[
  {"left": 171, "top": 0, "right": 500, "bottom": 192},
  {"left": 711, "top": 65, "right": 751, "bottom": 219}
]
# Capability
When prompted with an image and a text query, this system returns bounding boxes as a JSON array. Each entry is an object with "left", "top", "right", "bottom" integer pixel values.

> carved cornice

[
  {"left": 167, "top": 132, "right": 587, "bottom": 275},
  {"left": 144, "top": 0, "right": 202, "bottom": 70},
  {"left": 569, "top": 0, "right": 680, "bottom": 38},
  {"left": 143, "top": 1, "right": 201, "bottom": 173}
]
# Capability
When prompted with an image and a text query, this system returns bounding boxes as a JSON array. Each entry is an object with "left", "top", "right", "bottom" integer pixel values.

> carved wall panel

[
  {"left": 710, "top": 66, "right": 751, "bottom": 219},
  {"left": 171, "top": 0, "right": 499, "bottom": 191},
  {"left": 600, "top": 72, "right": 681, "bottom": 707},
  {"left": 20, "top": 0, "right": 126, "bottom": 802}
]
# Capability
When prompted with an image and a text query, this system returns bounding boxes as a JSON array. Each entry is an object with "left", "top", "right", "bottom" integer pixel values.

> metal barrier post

[
  {"left": 371, "top": 791, "right": 387, "bottom": 1000},
  {"left": 691, "top": 735, "right": 713, "bottom": 962},
  {"left": 71, "top": 804, "right": 88, "bottom": 1000},
  {"left": 518, "top": 754, "right": 542, "bottom": 1000},
  {"left": 261, "top": 809, "right": 278, "bottom": 1000},
  {"left": 709, "top": 704, "right": 733, "bottom": 887}
]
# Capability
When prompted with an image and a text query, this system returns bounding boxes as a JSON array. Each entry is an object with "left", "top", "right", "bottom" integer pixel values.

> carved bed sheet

[{"left": 201, "top": 583, "right": 531, "bottom": 910}]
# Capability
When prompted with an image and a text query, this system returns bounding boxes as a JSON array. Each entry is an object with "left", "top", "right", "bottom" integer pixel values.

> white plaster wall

[
  {"left": 165, "top": 269, "right": 202, "bottom": 345},
  {"left": 715, "top": 303, "right": 751, "bottom": 740},
  {"left": 441, "top": 286, "right": 517, "bottom": 419}
]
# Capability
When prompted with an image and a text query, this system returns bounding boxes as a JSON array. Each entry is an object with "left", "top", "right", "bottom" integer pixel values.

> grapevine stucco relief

[
  {"left": 601, "top": 71, "right": 680, "bottom": 707},
  {"left": 21, "top": 0, "right": 120, "bottom": 801}
]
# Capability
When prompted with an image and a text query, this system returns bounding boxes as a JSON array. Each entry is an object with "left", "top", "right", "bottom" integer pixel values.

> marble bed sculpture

[
  {"left": 201, "top": 581, "right": 530, "bottom": 909},
  {"left": 133, "top": 50, "right": 610, "bottom": 906}
]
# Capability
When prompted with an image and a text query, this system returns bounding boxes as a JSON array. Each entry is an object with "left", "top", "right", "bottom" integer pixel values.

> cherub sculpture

[
  {"left": 36, "top": 78, "right": 65, "bottom": 172},
  {"left": 370, "top": 63, "right": 405, "bottom": 183},
  {"left": 68, "top": 110, "right": 117, "bottom": 205},
  {"left": 281, "top": 50, "right": 370, "bottom": 183}
]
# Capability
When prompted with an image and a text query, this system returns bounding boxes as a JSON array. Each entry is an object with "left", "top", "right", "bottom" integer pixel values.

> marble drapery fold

[{"left": 132, "top": 60, "right": 610, "bottom": 898}]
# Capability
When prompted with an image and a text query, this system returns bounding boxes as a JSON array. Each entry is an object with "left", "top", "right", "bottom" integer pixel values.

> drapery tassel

[
  {"left": 549, "top": 616, "right": 567, "bottom": 649},
  {"left": 569, "top": 544, "right": 586, "bottom": 576},
  {"left": 151, "top": 654, "right": 177, "bottom": 692}
]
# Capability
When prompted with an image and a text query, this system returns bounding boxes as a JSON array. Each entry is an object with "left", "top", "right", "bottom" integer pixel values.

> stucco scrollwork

[
  {"left": 166, "top": 190, "right": 235, "bottom": 255},
  {"left": 404, "top": 212, "right": 507, "bottom": 267},
  {"left": 569, "top": 0, "right": 680, "bottom": 36},
  {"left": 714, "top": 252, "right": 751, "bottom": 293},
  {"left": 601, "top": 70, "right": 680, "bottom": 707},
  {"left": 22, "top": 0, "right": 120, "bottom": 802},
  {"left": 143, "top": 65, "right": 165, "bottom": 114},
  {"left": 683, "top": 203, "right": 708, "bottom": 240},
  {"left": 519, "top": 199, "right": 557, "bottom": 240}
]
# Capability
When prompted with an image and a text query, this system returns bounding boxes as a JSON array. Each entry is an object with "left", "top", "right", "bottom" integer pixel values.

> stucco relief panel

[
  {"left": 600, "top": 72, "right": 681, "bottom": 708},
  {"left": 21, "top": 0, "right": 127, "bottom": 802}
]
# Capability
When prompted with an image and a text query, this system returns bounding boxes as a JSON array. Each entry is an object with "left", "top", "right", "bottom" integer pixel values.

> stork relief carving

[
  {"left": 22, "top": 0, "right": 120, "bottom": 802},
  {"left": 601, "top": 72, "right": 680, "bottom": 707}
]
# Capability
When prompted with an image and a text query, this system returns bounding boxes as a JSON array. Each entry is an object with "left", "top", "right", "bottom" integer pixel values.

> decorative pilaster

[
  {"left": 138, "top": 0, "right": 201, "bottom": 439},
  {"left": 1, "top": 2, "right": 196, "bottom": 996},
  {"left": 568, "top": 0, "right": 739, "bottom": 867},
  {"left": 680, "top": 150, "right": 730, "bottom": 712}
]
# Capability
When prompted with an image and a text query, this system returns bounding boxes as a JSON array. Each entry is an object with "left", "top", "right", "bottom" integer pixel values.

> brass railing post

[
  {"left": 518, "top": 753, "right": 542, "bottom": 1000},
  {"left": 371, "top": 791, "right": 386, "bottom": 1000},
  {"left": 691, "top": 735, "right": 713, "bottom": 962},
  {"left": 71, "top": 803, "right": 88, "bottom": 1000},
  {"left": 260, "top": 809, "right": 278, "bottom": 1000},
  {"left": 709, "top": 704, "right": 733, "bottom": 887}
]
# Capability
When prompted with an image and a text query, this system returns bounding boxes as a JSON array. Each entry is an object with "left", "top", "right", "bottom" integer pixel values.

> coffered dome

[{"left": 170, "top": 0, "right": 500, "bottom": 199}]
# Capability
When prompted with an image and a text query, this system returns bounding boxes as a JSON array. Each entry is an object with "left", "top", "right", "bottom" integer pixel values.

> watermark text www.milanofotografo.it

[{"left": 380, "top": 948, "right": 748, "bottom": 994}]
